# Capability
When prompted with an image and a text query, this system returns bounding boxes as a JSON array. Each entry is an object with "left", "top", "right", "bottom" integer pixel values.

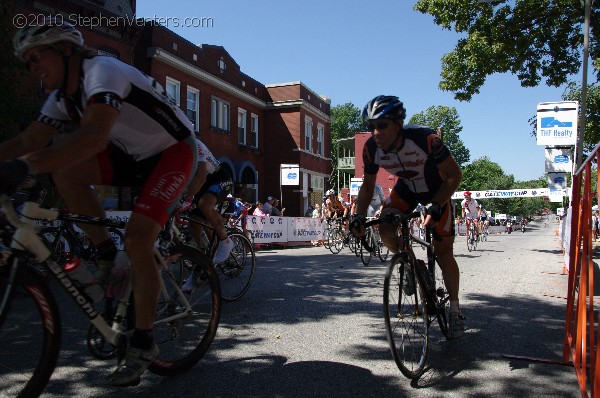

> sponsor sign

[
  {"left": 281, "top": 164, "right": 300, "bottom": 186},
  {"left": 536, "top": 101, "right": 578, "bottom": 146},
  {"left": 350, "top": 178, "right": 363, "bottom": 196},
  {"left": 452, "top": 189, "right": 566, "bottom": 199},
  {"left": 545, "top": 147, "right": 573, "bottom": 173},
  {"left": 547, "top": 172, "right": 567, "bottom": 189}
]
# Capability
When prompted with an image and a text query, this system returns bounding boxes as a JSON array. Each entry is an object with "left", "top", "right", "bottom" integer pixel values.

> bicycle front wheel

[
  {"left": 383, "top": 256, "right": 429, "bottom": 379},
  {"left": 360, "top": 229, "right": 373, "bottom": 266},
  {"left": 328, "top": 228, "right": 344, "bottom": 254},
  {"left": 0, "top": 265, "right": 62, "bottom": 398},
  {"left": 216, "top": 233, "right": 256, "bottom": 301},
  {"left": 149, "top": 245, "right": 221, "bottom": 376}
]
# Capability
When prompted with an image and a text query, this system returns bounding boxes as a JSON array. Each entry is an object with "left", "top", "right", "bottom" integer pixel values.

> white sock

[{"left": 450, "top": 301, "right": 460, "bottom": 314}]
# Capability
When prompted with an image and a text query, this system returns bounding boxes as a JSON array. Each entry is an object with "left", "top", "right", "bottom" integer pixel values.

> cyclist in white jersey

[
  {"left": 0, "top": 19, "right": 197, "bottom": 387},
  {"left": 461, "top": 191, "right": 481, "bottom": 238}
]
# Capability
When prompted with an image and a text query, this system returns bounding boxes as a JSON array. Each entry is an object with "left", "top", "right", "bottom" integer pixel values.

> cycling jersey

[
  {"left": 35, "top": 55, "right": 197, "bottom": 224},
  {"left": 37, "top": 55, "right": 192, "bottom": 160},
  {"left": 461, "top": 198, "right": 480, "bottom": 218},
  {"left": 363, "top": 124, "right": 450, "bottom": 203},
  {"left": 362, "top": 125, "right": 454, "bottom": 236},
  {"left": 326, "top": 197, "right": 346, "bottom": 215},
  {"left": 193, "top": 139, "right": 232, "bottom": 202}
]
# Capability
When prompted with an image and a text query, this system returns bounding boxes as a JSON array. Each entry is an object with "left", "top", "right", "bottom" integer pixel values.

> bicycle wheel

[
  {"left": 328, "top": 228, "right": 344, "bottom": 254},
  {"left": 374, "top": 229, "right": 389, "bottom": 262},
  {"left": 215, "top": 233, "right": 256, "bottom": 301},
  {"left": 40, "top": 226, "right": 76, "bottom": 265},
  {"left": 322, "top": 227, "right": 331, "bottom": 249},
  {"left": 383, "top": 256, "right": 429, "bottom": 379},
  {"left": 148, "top": 245, "right": 221, "bottom": 376},
  {"left": 467, "top": 227, "right": 475, "bottom": 252},
  {"left": 0, "top": 264, "right": 62, "bottom": 398},
  {"left": 430, "top": 260, "right": 450, "bottom": 339},
  {"left": 359, "top": 229, "right": 373, "bottom": 266}
]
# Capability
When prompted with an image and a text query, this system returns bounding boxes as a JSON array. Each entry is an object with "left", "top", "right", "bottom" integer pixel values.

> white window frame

[
  {"left": 186, "top": 86, "right": 199, "bottom": 131},
  {"left": 165, "top": 77, "right": 180, "bottom": 106},
  {"left": 238, "top": 108, "right": 247, "bottom": 145},
  {"left": 317, "top": 123, "right": 324, "bottom": 156},
  {"left": 211, "top": 96, "right": 230, "bottom": 131},
  {"left": 305, "top": 116, "right": 313, "bottom": 152},
  {"left": 250, "top": 113, "right": 259, "bottom": 148}
]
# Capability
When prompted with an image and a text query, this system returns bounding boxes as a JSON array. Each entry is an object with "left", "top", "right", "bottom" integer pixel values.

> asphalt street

[{"left": 35, "top": 217, "right": 583, "bottom": 398}]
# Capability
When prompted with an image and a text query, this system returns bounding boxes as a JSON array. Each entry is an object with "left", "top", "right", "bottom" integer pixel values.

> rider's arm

[
  {"left": 0, "top": 121, "right": 57, "bottom": 161},
  {"left": 354, "top": 173, "right": 376, "bottom": 216},
  {"left": 23, "top": 104, "right": 118, "bottom": 174},
  {"left": 186, "top": 161, "right": 207, "bottom": 197},
  {"left": 429, "top": 154, "right": 461, "bottom": 207}
]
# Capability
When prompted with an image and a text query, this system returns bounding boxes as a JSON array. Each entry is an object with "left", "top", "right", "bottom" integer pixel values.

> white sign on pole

[
  {"left": 350, "top": 178, "right": 363, "bottom": 196},
  {"left": 536, "top": 101, "right": 578, "bottom": 146},
  {"left": 281, "top": 164, "right": 300, "bottom": 186},
  {"left": 547, "top": 173, "right": 567, "bottom": 190},
  {"left": 544, "top": 147, "right": 573, "bottom": 173}
]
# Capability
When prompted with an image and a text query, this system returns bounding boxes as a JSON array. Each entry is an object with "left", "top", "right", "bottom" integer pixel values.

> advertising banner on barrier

[
  {"left": 287, "top": 217, "right": 324, "bottom": 241},
  {"left": 247, "top": 216, "right": 287, "bottom": 243}
]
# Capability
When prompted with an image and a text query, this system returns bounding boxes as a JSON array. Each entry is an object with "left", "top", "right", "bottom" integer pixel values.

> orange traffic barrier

[{"left": 563, "top": 143, "right": 600, "bottom": 398}]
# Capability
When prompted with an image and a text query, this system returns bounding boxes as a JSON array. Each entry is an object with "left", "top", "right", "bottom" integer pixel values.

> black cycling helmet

[{"left": 362, "top": 95, "right": 406, "bottom": 121}]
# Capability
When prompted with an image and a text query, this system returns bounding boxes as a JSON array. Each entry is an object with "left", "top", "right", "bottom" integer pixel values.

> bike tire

[
  {"left": 147, "top": 245, "right": 221, "bottom": 376},
  {"left": 359, "top": 230, "right": 372, "bottom": 266},
  {"left": 216, "top": 232, "right": 256, "bottom": 301},
  {"left": 0, "top": 263, "right": 62, "bottom": 398},
  {"left": 429, "top": 260, "right": 450, "bottom": 339},
  {"left": 328, "top": 228, "right": 344, "bottom": 254},
  {"left": 322, "top": 227, "right": 331, "bottom": 249},
  {"left": 383, "top": 256, "right": 429, "bottom": 379}
]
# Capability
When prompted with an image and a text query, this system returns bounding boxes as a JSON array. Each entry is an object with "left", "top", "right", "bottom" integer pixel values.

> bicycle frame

[{"left": 0, "top": 195, "right": 197, "bottom": 347}]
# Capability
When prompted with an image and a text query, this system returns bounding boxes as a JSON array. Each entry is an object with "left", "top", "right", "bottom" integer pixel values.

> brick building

[{"left": 6, "top": 0, "right": 332, "bottom": 216}]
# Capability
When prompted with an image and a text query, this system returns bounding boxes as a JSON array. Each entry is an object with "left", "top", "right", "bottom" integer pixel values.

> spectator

[
  {"left": 271, "top": 198, "right": 285, "bottom": 216},
  {"left": 253, "top": 201, "right": 266, "bottom": 216},
  {"left": 263, "top": 196, "right": 275, "bottom": 216}
]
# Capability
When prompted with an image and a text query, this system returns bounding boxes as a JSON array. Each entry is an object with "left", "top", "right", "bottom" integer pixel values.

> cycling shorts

[
  {"left": 384, "top": 188, "right": 455, "bottom": 237},
  {"left": 97, "top": 137, "right": 197, "bottom": 225}
]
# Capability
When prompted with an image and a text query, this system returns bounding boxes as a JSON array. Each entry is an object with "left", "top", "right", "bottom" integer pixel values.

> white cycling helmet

[
  {"left": 13, "top": 17, "right": 84, "bottom": 60},
  {"left": 326, "top": 189, "right": 336, "bottom": 196}
]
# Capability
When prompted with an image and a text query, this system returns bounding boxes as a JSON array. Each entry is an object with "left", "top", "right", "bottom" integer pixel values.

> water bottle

[
  {"left": 107, "top": 251, "right": 130, "bottom": 300},
  {"left": 64, "top": 257, "right": 104, "bottom": 303}
]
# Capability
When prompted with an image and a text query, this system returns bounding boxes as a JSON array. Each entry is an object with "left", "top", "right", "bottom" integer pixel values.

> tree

[
  {"left": 330, "top": 103, "right": 368, "bottom": 141},
  {"left": 408, "top": 105, "right": 471, "bottom": 167},
  {"left": 561, "top": 81, "right": 600, "bottom": 156},
  {"left": 460, "top": 156, "right": 513, "bottom": 214},
  {"left": 330, "top": 103, "right": 368, "bottom": 187},
  {"left": 413, "top": 0, "right": 597, "bottom": 102}
]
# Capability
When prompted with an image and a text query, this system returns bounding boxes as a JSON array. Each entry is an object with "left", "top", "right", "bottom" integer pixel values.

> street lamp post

[{"left": 575, "top": 0, "right": 591, "bottom": 169}]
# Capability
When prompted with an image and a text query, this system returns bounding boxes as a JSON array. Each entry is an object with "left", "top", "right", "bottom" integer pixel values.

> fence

[{"left": 563, "top": 142, "right": 600, "bottom": 397}]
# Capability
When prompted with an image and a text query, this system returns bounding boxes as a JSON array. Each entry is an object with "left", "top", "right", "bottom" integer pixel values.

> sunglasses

[
  {"left": 368, "top": 121, "right": 390, "bottom": 132},
  {"left": 24, "top": 47, "right": 54, "bottom": 71}
]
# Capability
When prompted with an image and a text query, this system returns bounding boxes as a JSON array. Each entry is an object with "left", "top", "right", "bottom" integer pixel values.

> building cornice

[
  {"left": 267, "top": 100, "right": 331, "bottom": 121},
  {"left": 148, "top": 47, "right": 266, "bottom": 108}
]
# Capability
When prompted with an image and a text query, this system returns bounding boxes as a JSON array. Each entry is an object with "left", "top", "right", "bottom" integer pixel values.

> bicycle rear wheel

[
  {"left": 148, "top": 245, "right": 221, "bottom": 376},
  {"left": 383, "top": 256, "right": 429, "bottom": 379},
  {"left": 216, "top": 232, "right": 256, "bottom": 301},
  {"left": 0, "top": 264, "right": 62, "bottom": 398}
]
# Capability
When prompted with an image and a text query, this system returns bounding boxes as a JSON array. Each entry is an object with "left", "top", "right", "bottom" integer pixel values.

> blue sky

[{"left": 136, "top": 0, "right": 585, "bottom": 182}]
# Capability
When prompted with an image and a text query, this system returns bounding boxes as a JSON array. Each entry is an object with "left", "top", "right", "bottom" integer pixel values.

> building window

[
  {"left": 250, "top": 114, "right": 259, "bottom": 148},
  {"left": 186, "top": 87, "right": 199, "bottom": 131},
  {"left": 165, "top": 77, "right": 180, "bottom": 106},
  {"left": 211, "top": 96, "right": 230, "bottom": 131},
  {"left": 317, "top": 123, "right": 324, "bottom": 156},
  {"left": 304, "top": 116, "right": 313, "bottom": 152},
  {"left": 238, "top": 108, "right": 247, "bottom": 145}
]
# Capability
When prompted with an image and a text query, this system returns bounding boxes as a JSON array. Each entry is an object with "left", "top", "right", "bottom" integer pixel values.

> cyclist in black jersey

[
  {"left": 350, "top": 95, "right": 465, "bottom": 339},
  {"left": 0, "top": 18, "right": 197, "bottom": 387}
]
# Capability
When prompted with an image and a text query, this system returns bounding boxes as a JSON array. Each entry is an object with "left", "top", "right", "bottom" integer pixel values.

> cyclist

[
  {"left": 461, "top": 192, "right": 481, "bottom": 242},
  {"left": 180, "top": 138, "right": 233, "bottom": 292},
  {"left": 368, "top": 182, "right": 385, "bottom": 218},
  {"left": 478, "top": 203, "right": 488, "bottom": 236},
  {"left": 350, "top": 95, "right": 465, "bottom": 339},
  {"left": 325, "top": 189, "right": 348, "bottom": 220},
  {"left": 0, "top": 19, "right": 198, "bottom": 387}
]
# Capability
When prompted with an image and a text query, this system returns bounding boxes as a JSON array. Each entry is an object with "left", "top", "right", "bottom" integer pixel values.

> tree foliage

[
  {"left": 561, "top": 81, "right": 600, "bottom": 155},
  {"left": 414, "top": 0, "right": 597, "bottom": 102},
  {"left": 408, "top": 105, "right": 471, "bottom": 167},
  {"left": 330, "top": 103, "right": 368, "bottom": 141},
  {"left": 0, "top": 4, "right": 41, "bottom": 140}
]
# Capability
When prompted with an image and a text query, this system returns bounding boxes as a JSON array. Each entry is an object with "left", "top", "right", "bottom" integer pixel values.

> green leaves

[{"left": 414, "top": 0, "right": 591, "bottom": 101}]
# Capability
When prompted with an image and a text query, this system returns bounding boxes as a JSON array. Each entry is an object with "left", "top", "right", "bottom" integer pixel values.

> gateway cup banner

[{"left": 451, "top": 189, "right": 566, "bottom": 200}]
